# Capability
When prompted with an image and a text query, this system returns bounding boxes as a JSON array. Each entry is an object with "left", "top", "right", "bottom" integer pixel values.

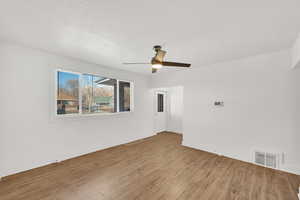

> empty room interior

[{"left": 1, "top": 1, "right": 300, "bottom": 199}]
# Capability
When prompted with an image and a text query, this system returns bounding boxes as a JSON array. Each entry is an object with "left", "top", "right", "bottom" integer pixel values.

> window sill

[{"left": 54, "top": 111, "right": 133, "bottom": 119}]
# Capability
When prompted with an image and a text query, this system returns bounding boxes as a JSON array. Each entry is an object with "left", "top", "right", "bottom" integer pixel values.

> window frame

[
  {"left": 118, "top": 80, "right": 133, "bottom": 112},
  {"left": 54, "top": 69, "right": 134, "bottom": 118}
]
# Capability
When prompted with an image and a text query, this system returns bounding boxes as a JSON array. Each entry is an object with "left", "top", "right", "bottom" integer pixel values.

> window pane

[
  {"left": 119, "top": 81, "right": 131, "bottom": 112},
  {"left": 158, "top": 94, "right": 164, "bottom": 112},
  {"left": 82, "top": 74, "right": 117, "bottom": 114},
  {"left": 57, "top": 71, "right": 79, "bottom": 115},
  {"left": 81, "top": 74, "right": 93, "bottom": 114},
  {"left": 93, "top": 76, "right": 117, "bottom": 113}
]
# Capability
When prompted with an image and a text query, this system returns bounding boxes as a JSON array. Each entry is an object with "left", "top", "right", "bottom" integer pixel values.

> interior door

[{"left": 154, "top": 91, "right": 167, "bottom": 133}]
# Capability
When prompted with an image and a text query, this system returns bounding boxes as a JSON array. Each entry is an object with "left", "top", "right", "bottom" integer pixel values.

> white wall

[
  {"left": 292, "top": 33, "right": 300, "bottom": 68},
  {"left": 0, "top": 42, "right": 154, "bottom": 177},
  {"left": 152, "top": 49, "right": 300, "bottom": 175},
  {"left": 166, "top": 86, "right": 183, "bottom": 133}
]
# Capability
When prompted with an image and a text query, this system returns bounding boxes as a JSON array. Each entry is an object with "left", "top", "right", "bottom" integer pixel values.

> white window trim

[{"left": 54, "top": 69, "right": 134, "bottom": 118}]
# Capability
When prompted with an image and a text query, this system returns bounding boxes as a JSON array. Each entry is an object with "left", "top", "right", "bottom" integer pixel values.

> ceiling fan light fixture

[{"left": 152, "top": 63, "right": 162, "bottom": 69}]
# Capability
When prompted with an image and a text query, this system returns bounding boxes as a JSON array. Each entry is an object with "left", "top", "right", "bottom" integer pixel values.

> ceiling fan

[{"left": 123, "top": 45, "right": 191, "bottom": 73}]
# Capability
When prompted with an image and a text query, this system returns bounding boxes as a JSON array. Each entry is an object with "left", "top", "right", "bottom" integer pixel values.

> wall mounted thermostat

[{"left": 214, "top": 101, "right": 224, "bottom": 106}]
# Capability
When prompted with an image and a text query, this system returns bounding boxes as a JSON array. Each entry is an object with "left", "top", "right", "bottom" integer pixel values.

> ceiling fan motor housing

[
  {"left": 153, "top": 45, "right": 162, "bottom": 52},
  {"left": 151, "top": 57, "right": 161, "bottom": 65}
]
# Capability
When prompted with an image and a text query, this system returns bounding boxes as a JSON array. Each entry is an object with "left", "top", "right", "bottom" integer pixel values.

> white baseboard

[{"left": 281, "top": 164, "right": 300, "bottom": 176}]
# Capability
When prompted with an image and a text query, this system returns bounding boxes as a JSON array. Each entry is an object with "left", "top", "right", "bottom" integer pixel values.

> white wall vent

[{"left": 254, "top": 151, "right": 281, "bottom": 169}]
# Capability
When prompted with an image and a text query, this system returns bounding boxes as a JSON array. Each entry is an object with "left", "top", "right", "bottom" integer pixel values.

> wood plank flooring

[{"left": 0, "top": 132, "right": 299, "bottom": 200}]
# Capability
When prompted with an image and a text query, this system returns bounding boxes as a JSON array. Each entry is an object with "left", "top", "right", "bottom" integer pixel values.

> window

[
  {"left": 119, "top": 81, "right": 131, "bottom": 112},
  {"left": 56, "top": 70, "right": 133, "bottom": 116},
  {"left": 57, "top": 71, "right": 80, "bottom": 115},
  {"left": 82, "top": 74, "right": 117, "bottom": 114},
  {"left": 157, "top": 93, "right": 164, "bottom": 112}
]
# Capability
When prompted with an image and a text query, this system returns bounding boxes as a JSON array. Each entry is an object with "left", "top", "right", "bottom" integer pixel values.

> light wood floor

[{"left": 0, "top": 132, "right": 299, "bottom": 200}]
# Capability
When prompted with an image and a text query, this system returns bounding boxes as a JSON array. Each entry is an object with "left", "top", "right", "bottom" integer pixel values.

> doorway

[
  {"left": 154, "top": 91, "right": 167, "bottom": 133},
  {"left": 153, "top": 86, "right": 183, "bottom": 135}
]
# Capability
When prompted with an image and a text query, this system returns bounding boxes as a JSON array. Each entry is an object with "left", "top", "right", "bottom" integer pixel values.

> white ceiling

[{"left": 1, "top": 0, "right": 300, "bottom": 74}]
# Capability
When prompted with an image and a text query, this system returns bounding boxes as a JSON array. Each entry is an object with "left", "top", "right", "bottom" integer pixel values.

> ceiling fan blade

[
  {"left": 154, "top": 50, "right": 166, "bottom": 62},
  {"left": 162, "top": 61, "right": 191, "bottom": 68},
  {"left": 123, "top": 62, "right": 150, "bottom": 65},
  {"left": 152, "top": 68, "right": 157, "bottom": 73}
]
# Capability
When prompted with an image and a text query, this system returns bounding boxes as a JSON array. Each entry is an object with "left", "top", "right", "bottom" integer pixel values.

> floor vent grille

[{"left": 254, "top": 151, "right": 280, "bottom": 169}]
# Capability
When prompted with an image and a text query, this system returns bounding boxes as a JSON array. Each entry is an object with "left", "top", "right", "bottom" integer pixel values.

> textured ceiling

[{"left": 1, "top": 0, "right": 300, "bottom": 74}]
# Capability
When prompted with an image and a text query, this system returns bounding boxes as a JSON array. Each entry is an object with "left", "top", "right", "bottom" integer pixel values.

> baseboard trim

[{"left": 156, "top": 131, "right": 182, "bottom": 135}]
